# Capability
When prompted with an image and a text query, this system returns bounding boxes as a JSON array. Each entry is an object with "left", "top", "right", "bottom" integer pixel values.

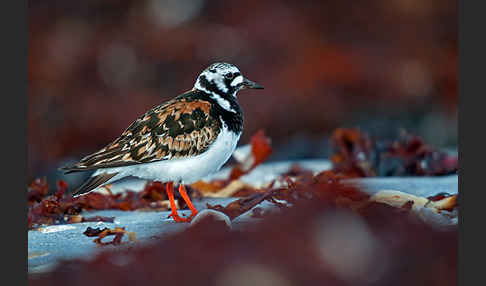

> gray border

[
  {"left": 5, "top": 0, "right": 28, "bottom": 283},
  {"left": 459, "top": 0, "right": 477, "bottom": 285}
]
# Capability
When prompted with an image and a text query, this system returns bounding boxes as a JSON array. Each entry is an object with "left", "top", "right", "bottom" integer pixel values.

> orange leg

[
  {"left": 178, "top": 184, "right": 199, "bottom": 220},
  {"left": 166, "top": 182, "right": 190, "bottom": 223}
]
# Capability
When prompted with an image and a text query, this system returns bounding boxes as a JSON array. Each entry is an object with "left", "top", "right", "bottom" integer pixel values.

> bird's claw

[{"left": 168, "top": 212, "right": 191, "bottom": 223}]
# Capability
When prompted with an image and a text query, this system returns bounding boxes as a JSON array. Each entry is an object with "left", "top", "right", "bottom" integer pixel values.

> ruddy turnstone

[{"left": 61, "top": 62, "right": 263, "bottom": 222}]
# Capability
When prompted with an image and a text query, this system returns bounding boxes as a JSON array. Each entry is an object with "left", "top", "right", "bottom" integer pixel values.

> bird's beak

[{"left": 241, "top": 77, "right": 264, "bottom": 90}]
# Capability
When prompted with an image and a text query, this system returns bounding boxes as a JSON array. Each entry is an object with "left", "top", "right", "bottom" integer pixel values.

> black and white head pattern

[{"left": 194, "top": 62, "right": 246, "bottom": 113}]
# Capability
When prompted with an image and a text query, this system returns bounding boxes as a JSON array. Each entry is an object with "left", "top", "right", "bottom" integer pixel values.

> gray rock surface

[
  {"left": 28, "top": 159, "right": 458, "bottom": 274},
  {"left": 28, "top": 197, "right": 251, "bottom": 273}
]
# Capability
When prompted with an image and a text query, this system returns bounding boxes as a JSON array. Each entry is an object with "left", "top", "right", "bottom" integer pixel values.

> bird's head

[{"left": 194, "top": 62, "right": 263, "bottom": 98}]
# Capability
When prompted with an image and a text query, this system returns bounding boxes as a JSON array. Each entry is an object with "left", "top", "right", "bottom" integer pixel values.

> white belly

[{"left": 95, "top": 126, "right": 241, "bottom": 184}]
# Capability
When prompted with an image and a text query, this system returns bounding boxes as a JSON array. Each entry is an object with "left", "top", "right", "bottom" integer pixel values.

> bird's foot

[
  {"left": 165, "top": 182, "right": 198, "bottom": 223},
  {"left": 167, "top": 211, "right": 191, "bottom": 223}
]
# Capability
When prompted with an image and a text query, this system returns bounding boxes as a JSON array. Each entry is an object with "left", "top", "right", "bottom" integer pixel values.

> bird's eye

[{"left": 225, "top": 73, "right": 234, "bottom": 80}]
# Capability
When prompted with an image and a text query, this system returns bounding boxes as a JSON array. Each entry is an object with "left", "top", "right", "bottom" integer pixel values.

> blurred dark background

[{"left": 28, "top": 0, "right": 457, "bottom": 183}]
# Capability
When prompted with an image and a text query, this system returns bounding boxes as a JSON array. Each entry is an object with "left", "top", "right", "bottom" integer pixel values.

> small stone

[{"left": 190, "top": 209, "right": 231, "bottom": 229}]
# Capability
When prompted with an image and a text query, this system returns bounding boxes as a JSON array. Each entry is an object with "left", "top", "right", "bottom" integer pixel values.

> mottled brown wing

[{"left": 61, "top": 93, "right": 221, "bottom": 173}]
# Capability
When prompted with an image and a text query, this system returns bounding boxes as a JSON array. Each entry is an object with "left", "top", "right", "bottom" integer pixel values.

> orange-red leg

[
  {"left": 166, "top": 182, "right": 190, "bottom": 223},
  {"left": 178, "top": 184, "right": 198, "bottom": 220}
]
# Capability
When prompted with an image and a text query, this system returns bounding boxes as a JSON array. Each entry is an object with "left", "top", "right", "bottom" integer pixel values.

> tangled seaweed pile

[
  {"left": 28, "top": 127, "right": 458, "bottom": 285},
  {"left": 29, "top": 173, "right": 457, "bottom": 286},
  {"left": 330, "top": 128, "right": 458, "bottom": 177},
  {"left": 27, "top": 179, "right": 200, "bottom": 229}
]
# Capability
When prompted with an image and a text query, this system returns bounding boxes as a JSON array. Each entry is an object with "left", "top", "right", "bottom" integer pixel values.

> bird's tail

[{"left": 72, "top": 172, "right": 119, "bottom": 197}]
